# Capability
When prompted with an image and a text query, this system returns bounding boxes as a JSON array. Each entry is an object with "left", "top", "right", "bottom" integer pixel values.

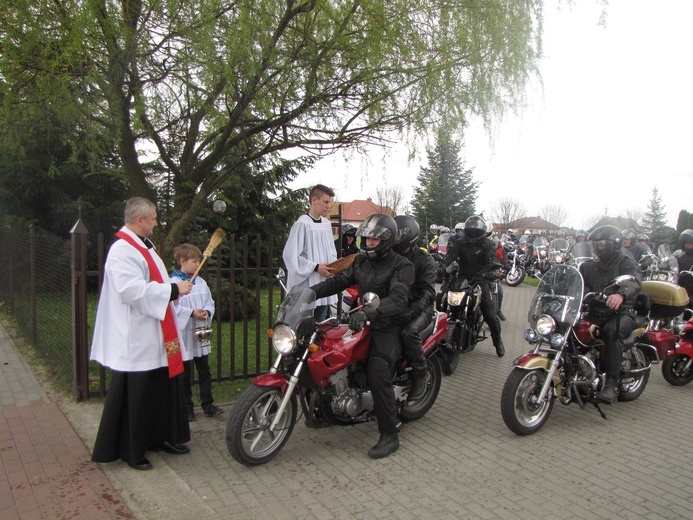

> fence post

[
  {"left": 70, "top": 219, "right": 90, "bottom": 401},
  {"left": 29, "top": 225, "right": 37, "bottom": 344}
]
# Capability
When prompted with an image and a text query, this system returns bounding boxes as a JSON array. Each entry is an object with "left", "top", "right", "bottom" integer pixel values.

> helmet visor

[
  {"left": 358, "top": 220, "right": 393, "bottom": 241},
  {"left": 591, "top": 240, "right": 614, "bottom": 257}
]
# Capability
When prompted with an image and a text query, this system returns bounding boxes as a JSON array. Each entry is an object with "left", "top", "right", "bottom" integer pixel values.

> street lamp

[{"left": 212, "top": 199, "right": 227, "bottom": 228}]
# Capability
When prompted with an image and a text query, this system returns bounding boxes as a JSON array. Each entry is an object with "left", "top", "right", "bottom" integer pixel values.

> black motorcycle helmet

[
  {"left": 393, "top": 215, "right": 420, "bottom": 254},
  {"left": 342, "top": 223, "right": 357, "bottom": 237},
  {"left": 464, "top": 215, "right": 486, "bottom": 242},
  {"left": 588, "top": 225, "right": 623, "bottom": 261},
  {"left": 357, "top": 213, "right": 397, "bottom": 258},
  {"left": 679, "top": 229, "right": 693, "bottom": 249}
]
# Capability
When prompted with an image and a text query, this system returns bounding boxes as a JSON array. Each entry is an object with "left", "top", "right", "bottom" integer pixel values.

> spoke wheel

[
  {"left": 226, "top": 385, "right": 297, "bottom": 466},
  {"left": 500, "top": 368, "right": 554, "bottom": 435}
]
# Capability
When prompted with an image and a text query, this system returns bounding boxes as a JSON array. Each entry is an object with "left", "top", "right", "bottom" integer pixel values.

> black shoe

[
  {"left": 187, "top": 404, "right": 195, "bottom": 422},
  {"left": 596, "top": 379, "right": 618, "bottom": 404},
  {"left": 497, "top": 310, "right": 506, "bottom": 321},
  {"left": 494, "top": 339, "right": 505, "bottom": 357},
  {"left": 203, "top": 404, "right": 224, "bottom": 417},
  {"left": 156, "top": 441, "right": 190, "bottom": 455},
  {"left": 127, "top": 457, "right": 153, "bottom": 471},
  {"left": 409, "top": 370, "right": 427, "bottom": 400},
  {"left": 368, "top": 433, "right": 399, "bottom": 459}
]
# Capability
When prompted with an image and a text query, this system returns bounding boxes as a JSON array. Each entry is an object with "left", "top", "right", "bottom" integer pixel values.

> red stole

[{"left": 115, "top": 231, "right": 184, "bottom": 377}]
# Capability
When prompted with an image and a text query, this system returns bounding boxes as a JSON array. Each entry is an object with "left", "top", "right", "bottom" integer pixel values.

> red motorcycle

[
  {"left": 641, "top": 278, "right": 693, "bottom": 385},
  {"left": 225, "top": 278, "right": 447, "bottom": 466},
  {"left": 661, "top": 316, "right": 693, "bottom": 385}
]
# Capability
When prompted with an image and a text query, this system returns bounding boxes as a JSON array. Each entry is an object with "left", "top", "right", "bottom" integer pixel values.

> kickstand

[{"left": 594, "top": 402, "right": 608, "bottom": 420}]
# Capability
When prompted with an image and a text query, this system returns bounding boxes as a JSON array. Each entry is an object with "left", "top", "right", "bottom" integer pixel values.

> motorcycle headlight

[
  {"left": 536, "top": 315, "right": 556, "bottom": 336},
  {"left": 272, "top": 324, "right": 297, "bottom": 355},
  {"left": 540, "top": 250, "right": 547, "bottom": 257},
  {"left": 524, "top": 328, "right": 538, "bottom": 343},
  {"left": 555, "top": 255, "right": 564, "bottom": 264},
  {"left": 550, "top": 334, "right": 565, "bottom": 348},
  {"left": 447, "top": 291, "right": 465, "bottom": 306}
]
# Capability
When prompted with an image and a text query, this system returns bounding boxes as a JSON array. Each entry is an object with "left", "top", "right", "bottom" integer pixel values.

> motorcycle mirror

[
  {"left": 361, "top": 292, "right": 380, "bottom": 310},
  {"left": 275, "top": 268, "right": 288, "bottom": 292}
]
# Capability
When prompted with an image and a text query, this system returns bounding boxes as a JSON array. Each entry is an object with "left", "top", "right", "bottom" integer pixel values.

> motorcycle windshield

[
  {"left": 527, "top": 265, "right": 584, "bottom": 332},
  {"left": 276, "top": 286, "right": 316, "bottom": 328},
  {"left": 657, "top": 244, "right": 678, "bottom": 269},
  {"left": 570, "top": 242, "right": 593, "bottom": 263},
  {"left": 534, "top": 237, "right": 549, "bottom": 248},
  {"left": 549, "top": 239, "right": 569, "bottom": 252}
]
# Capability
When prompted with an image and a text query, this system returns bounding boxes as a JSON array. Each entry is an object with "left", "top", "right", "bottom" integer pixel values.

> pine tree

[
  {"left": 410, "top": 128, "right": 479, "bottom": 235},
  {"left": 642, "top": 186, "right": 669, "bottom": 245}
]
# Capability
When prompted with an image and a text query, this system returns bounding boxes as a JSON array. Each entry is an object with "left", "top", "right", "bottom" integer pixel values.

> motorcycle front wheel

[
  {"left": 500, "top": 368, "right": 554, "bottom": 435},
  {"left": 226, "top": 384, "right": 297, "bottom": 466},
  {"left": 399, "top": 355, "right": 442, "bottom": 421},
  {"left": 661, "top": 354, "right": 693, "bottom": 386},
  {"left": 505, "top": 266, "right": 526, "bottom": 287}
]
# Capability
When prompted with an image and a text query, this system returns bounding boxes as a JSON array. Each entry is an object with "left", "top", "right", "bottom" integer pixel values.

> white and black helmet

[{"left": 358, "top": 213, "right": 398, "bottom": 258}]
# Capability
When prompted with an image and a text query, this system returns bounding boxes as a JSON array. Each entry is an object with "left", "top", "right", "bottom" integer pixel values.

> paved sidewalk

[
  {"left": 0, "top": 325, "right": 134, "bottom": 519},
  {"left": 4, "top": 284, "right": 693, "bottom": 519}
]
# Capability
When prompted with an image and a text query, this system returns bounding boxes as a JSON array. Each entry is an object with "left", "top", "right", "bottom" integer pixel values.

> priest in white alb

[{"left": 90, "top": 197, "right": 193, "bottom": 471}]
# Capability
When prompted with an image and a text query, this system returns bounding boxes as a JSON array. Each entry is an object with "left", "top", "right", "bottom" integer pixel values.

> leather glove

[{"left": 349, "top": 311, "right": 368, "bottom": 332}]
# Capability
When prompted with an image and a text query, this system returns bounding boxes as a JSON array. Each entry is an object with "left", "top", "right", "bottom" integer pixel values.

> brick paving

[
  {"left": 0, "top": 326, "right": 134, "bottom": 519},
  {"left": 3, "top": 283, "right": 693, "bottom": 519}
]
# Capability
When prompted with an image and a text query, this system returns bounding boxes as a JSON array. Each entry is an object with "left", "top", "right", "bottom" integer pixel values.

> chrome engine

[
  {"left": 329, "top": 368, "right": 373, "bottom": 419},
  {"left": 575, "top": 351, "right": 598, "bottom": 385}
]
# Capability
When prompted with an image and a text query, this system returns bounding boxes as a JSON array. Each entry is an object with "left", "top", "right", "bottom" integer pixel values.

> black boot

[
  {"left": 409, "top": 369, "right": 427, "bottom": 400},
  {"left": 368, "top": 433, "right": 399, "bottom": 459},
  {"left": 595, "top": 378, "right": 618, "bottom": 404},
  {"left": 492, "top": 334, "right": 505, "bottom": 357}
]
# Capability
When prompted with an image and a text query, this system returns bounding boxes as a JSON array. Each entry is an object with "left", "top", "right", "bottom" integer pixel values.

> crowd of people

[{"left": 89, "top": 191, "right": 693, "bottom": 468}]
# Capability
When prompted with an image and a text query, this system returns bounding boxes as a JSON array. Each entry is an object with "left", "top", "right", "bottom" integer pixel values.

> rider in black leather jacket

[
  {"left": 441, "top": 215, "right": 505, "bottom": 357},
  {"left": 579, "top": 225, "right": 642, "bottom": 404},
  {"left": 311, "top": 213, "right": 414, "bottom": 459},
  {"left": 393, "top": 215, "right": 437, "bottom": 400},
  {"left": 674, "top": 229, "right": 693, "bottom": 303}
]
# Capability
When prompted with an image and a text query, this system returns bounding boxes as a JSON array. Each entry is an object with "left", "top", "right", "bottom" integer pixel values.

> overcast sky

[{"left": 290, "top": 0, "right": 693, "bottom": 230}]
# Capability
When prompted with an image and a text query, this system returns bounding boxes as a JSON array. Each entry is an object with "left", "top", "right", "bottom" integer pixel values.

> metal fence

[
  {"left": 0, "top": 223, "right": 286, "bottom": 401},
  {"left": 0, "top": 226, "right": 74, "bottom": 391}
]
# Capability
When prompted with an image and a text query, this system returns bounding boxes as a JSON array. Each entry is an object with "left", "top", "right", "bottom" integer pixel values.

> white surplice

[
  {"left": 282, "top": 214, "right": 338, "bottom": 307},
  {"left": 170, "top": 274, "right": 215, "bottom": 359}
]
